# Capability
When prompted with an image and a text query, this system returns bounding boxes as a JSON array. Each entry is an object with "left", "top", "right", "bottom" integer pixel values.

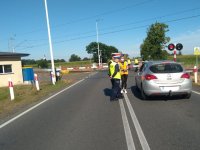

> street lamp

[
  {"left": 44, "top": 0, "right": 56, "bottom": 85},
  {"left": 96, "top": 20, "right": 101, "bottom": 67}
]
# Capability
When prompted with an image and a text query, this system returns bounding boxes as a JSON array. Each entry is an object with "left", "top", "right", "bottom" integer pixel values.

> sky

[{"left": 0, "top": 0, "right": 200, "bottom": 61}]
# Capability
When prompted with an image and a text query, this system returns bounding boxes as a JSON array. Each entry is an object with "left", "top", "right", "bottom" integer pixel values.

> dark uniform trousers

[{"left": 111, "top": 79, "right": 121, "bottom": 100}]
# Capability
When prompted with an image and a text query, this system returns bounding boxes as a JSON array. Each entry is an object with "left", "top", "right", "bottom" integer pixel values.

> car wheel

[
  {"left": 135, "top": 79, "right": 139, "bottom": 91},
  {"left": 141, "top": 85, "right": 149, "bottom": 100},
  {"left": 184, "top": 93, "right": 191, "bottom": 99}
]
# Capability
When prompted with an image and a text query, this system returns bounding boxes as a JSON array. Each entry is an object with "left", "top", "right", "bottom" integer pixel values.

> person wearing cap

[
  {"left": 119, "top": 56, "right": 128, "bottom": 93},
  {"left": 108, "top": 53, "right": 121, "bottom": 88},
  {"left": 110, "top": 55, "right": 122, "bottom": 101}
]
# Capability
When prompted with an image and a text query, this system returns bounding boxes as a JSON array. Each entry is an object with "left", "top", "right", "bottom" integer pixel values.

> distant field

[
  {"left": 24, "top": 60, "right": 93, "bottom": 68},
  {"left": 54, "top": 60, "right": 92, "bottom": 67},
  {"left": 167, "top": 55, "right": 200, "bottom": 67}
]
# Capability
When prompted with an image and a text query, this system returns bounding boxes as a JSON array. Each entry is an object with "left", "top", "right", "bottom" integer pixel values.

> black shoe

[
  {"left": 117, "top": 94, "right": 124, "bottom": 99},
  {"left": 110, "top": 97, "right": 118, "bottom": 101}
]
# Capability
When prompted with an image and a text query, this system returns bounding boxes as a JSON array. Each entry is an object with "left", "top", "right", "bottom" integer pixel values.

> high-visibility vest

[
  {"left": 120, "top": 61, "right": 128, "bottom": 75},
  {"left": 127, "top": 59, "right": 131, "bottom": 65},
  {"left": 134, "top": 59, "right": 139, "bottom": 64},
  {"left": 110, "top": 62, "right": 121, "bottom": 79}
]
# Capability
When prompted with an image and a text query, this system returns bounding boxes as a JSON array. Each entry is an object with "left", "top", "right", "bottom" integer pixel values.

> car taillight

[
  {"left": 181, "top": 73, "right": 190, "bottom": 79},
  {"left": 145, "top": 74, "right": 157, "bottom": 80}
]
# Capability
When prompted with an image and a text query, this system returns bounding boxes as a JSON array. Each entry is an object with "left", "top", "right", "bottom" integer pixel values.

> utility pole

[
  {"left": 44, "top": 0, "right": 56, "bottom": 85},
  {"left": 8, "top": 37, "right": 15, "bottom": 53},
  {"left": 96, "top": 20, "right": 101, "bottom": 67}
]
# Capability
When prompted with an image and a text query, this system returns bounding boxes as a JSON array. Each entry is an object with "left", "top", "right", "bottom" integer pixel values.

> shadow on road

[
  {"left": 130, "top": 85, "right": 185, "bottom": 101},
  {"left": 103, "top": 88, "right": 112, "bottom": 97}
]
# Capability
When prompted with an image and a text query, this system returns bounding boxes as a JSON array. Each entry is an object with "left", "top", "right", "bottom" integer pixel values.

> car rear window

[{"left": 149, "top": 63, "right": 183, "bottom": 73}]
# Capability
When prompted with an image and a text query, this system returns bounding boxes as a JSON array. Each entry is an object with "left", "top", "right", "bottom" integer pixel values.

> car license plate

[{"left": 160, "top": 86, "right": 180, "bottom": 91}]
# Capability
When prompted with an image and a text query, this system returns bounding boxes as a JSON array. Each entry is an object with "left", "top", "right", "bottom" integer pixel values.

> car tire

[
  {"left": 135, "top": 79, "right": 139, "bottom": 91},
  {"left": 184, "top": 93, "right": 191, "bottom": 99},
  {"left": 141, "top": 85, "right": 149, "bottom": 100}
]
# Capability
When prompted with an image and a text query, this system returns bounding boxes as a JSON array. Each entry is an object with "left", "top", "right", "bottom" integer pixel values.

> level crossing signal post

[{"left": 168, "top": 43, "right": 183, "bottom": 62}]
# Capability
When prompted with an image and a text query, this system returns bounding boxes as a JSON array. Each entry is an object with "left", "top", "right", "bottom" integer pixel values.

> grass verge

[{"left": 0, "top": 79, "right": 74, "bottom": 119}]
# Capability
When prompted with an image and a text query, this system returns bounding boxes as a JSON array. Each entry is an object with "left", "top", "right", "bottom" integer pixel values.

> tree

[
  {"left": 69, "top": 54, "right": 81, "bottom": 62},
  {"left": 86, "top": 42, "right": 118, "bottom": 63},
  {"left": 82, "top": 57, "right": 90, "bottom": 61},
  {"left": 37, "top": 59, "right": 48, "bottom": 68},
  {"left": 140, "top": 22, "right": 170, "bottom": 60}
]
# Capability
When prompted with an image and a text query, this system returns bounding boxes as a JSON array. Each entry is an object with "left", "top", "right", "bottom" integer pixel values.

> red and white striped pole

[
  {"left": 34, "top": 73, "right": 40, "bottom": 91},
  {"left": 194, "top": 66, "right": 198, "bottom": 84},
  {"left": 173, "top": 49, "right": 176, "bottom": 62},
  {"left": 8, "top": 78, "right": 15, "bottom": 100}
]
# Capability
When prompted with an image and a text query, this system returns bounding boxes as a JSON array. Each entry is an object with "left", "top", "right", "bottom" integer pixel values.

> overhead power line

[
  {"left": 16, "top": 14, "right": 200, "bottom": 52},
  {"left": 22, "top": 7, "right": 200, "bottom": 43},
  {"left": 9, "top": 0, "right": 154, "bottom": 37}
]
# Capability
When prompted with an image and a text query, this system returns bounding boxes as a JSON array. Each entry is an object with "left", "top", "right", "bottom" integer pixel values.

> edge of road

[{"left": 0, "top": 72, "right": 97, "bottom": 129}]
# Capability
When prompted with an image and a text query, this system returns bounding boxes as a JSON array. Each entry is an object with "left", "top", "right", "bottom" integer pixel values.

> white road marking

[
  {"left": 192, "top": 90, "right": 200, "bottom": 95},
  {"left": 0, "top": 79, "right": 86, "bottom": 129},
  {"left": 123, "top": 93, "right": 151, "bottom": 150},
  {"left": 119, "top": 99, "right": 136, "bottom": 150}
]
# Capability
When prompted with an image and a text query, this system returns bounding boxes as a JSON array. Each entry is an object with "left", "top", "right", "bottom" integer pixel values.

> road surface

[{"left": 0, "top": 71, "right": 200, "bottom": 150}]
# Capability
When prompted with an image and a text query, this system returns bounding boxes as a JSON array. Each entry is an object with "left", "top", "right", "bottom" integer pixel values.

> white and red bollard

[
  {"left": 50, "top": 71, "right": 56, "bottom": 85},
  {"left": 34, "top": 73, "right": 40, "bottom": 91},
  {"left": 174, "top": 49, "right": 176, "bottom": 62},
  {"left": 193, "top": 66, "right": 198, "bottom": 84},
  {"left": 8, "top": 78, "right": 15, "bottom": 101}
]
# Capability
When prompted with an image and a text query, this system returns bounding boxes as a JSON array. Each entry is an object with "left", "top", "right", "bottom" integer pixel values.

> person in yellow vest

[
  {"left": 127, "top": 58, "right": 131, "bottom": 70},
  {"left": 134, "top": 58, "right": 139, "bottom": 72},
  {"left": 108, "top": 54, "right": 115, "bottom": 88},
  {"left": 109, "top": 55, "right": 122, "bottom": 101},
  {"left": 120, "top": 56, "right": 128, "bottom": 93},
  {"left": 134, "top": 58, "right": 139, "bottom": 65}
]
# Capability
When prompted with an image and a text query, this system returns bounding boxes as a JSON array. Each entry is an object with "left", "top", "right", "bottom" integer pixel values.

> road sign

[{"left": 194, "top": 47, "right": 200, "bottom": 55}]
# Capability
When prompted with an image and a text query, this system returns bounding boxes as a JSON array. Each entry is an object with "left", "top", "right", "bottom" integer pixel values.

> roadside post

[
  {"left": 193, "top": 66, "right": 198, "bottom": 83},
  {"left": 34, "top": 73, "right": 40, "bottom": 91},
  {"left": 194, "top": 47, "right": 200, "bottom": 84},
  {"left": 8, "top": 78, "right": 15, "bottom": 101}
]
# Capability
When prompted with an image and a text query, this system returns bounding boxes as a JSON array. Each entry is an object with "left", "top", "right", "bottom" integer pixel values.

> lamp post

[
  {"left": 44, "top": 0, "right": 56, "bottom": 84},
  {"left": 96, "top": 20, "right": 101, "bottom": 67}
]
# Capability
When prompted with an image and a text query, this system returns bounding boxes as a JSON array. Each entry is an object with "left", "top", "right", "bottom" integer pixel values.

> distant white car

[{"left": 135, "top": 61, "right": 192, "bottom": 100}]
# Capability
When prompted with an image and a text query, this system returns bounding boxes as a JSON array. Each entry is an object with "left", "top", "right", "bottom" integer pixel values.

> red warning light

[{"left": 168, "top": 43, "right": 175, "bottom": 51}]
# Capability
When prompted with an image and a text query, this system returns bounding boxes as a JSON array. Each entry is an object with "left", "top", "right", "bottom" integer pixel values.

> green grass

[
  {"left": 167, "top": 55, "right": 200, "bottom": 66},
  {"left": 54, "top": 60, "right": 92, "bottom": 67},
  {"left": 24, "top": 60, "right": 93, "bottom": 68},
  {"left": 0, "top": 80, "right": 72, "bottom": 118}
]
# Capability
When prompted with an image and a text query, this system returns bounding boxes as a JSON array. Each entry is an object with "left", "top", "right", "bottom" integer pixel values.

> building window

[
  {"left": 0, "top": 65, "right": 3, "bottom": 73},
  {"left": 0, "top": 65, "right": 12, "bottom": 74}
]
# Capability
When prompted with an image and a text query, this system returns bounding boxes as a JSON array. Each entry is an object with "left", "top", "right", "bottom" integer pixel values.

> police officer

[{"left": 110, "top": 55, "right": 122, "bottom": 101}]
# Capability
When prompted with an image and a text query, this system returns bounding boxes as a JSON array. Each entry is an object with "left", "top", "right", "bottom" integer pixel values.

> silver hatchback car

[{"left": 135, "top": 61, "right": 192, "bottom": 100}]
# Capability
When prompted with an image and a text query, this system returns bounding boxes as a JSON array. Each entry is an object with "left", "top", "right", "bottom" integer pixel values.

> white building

[{"left": 0, "top": 52, "right": 29, "bottom": 87}]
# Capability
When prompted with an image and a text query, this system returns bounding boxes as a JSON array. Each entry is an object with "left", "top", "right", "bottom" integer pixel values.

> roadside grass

[
  {"left": 167, "top": 55, "right": 200, "bottom": 67},
  {"left": 0, "top": 79, "right": 72, "bottom": 119},
  {"left": 55, "top": 60, "right": 92, "bottom": 67},
  {"left": 24, "top": 60, "right": 93, "bottom": 68}
]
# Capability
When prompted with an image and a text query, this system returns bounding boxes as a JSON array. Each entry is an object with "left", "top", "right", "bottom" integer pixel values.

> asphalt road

[{"left": 0, "top": 71, "right": 200, "bottom": 150}]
